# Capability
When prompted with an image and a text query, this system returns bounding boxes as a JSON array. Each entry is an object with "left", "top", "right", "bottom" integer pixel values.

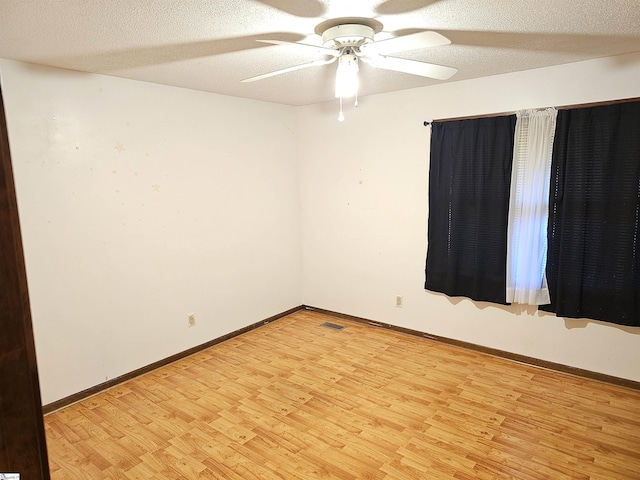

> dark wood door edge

[{"left": 0, "top": 82, "right": 51, "bottom": 477}]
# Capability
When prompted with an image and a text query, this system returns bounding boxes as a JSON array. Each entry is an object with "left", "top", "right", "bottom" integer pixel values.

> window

[
  {"left": 506, "top": 109, "right": 557, "bottom": 305},
  {"left": 426, "top": 100, "right": 640, "bottom": 326}
]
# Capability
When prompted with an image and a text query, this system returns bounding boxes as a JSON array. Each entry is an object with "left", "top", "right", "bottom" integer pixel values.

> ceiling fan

[{"left": 241, "top": 17, "right": 457, "bottom": 121}]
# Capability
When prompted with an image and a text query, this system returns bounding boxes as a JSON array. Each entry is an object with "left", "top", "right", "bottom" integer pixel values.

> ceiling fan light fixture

[{"left": 335, "top": 53, "right": 359, "bottom": 98}]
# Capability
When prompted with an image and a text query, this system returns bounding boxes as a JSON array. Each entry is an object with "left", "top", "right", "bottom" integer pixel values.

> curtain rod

[{"left": 423, "top": 96, "right": 640, "bottom": 126}]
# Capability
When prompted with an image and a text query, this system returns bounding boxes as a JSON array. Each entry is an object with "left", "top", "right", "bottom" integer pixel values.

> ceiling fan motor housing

[{"left": 322, "top": 24, "right": 375, "bottom": 50}]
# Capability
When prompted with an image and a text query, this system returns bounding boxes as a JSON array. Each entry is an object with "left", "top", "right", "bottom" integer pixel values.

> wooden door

[{"left": 0, "top": 82, "right": 51, "bottom": 478}]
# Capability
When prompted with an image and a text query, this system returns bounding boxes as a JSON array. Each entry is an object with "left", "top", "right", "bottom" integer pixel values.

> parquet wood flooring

[{"left": 44, "top": 310, "right": 640, "bottom": 479}]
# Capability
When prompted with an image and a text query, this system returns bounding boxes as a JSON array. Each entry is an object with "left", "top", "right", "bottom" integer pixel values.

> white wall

[
  {"left": 298, "top": 52, "right": 640, "bottom": 382},
  {"left": 3, "top": 52, "right": 640, "bottom": 404},
  {"left": 1, "top": 60, "right": 303, "bottom": 404}
]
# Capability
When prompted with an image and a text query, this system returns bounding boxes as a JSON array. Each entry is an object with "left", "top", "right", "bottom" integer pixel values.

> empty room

[{"left": 1, "top": 1, "right": 640, "bottom": 478}]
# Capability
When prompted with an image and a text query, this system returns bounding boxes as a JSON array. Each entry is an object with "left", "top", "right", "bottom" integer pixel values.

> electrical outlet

[
  {"left": 188, "top": 313, "right": 196, "bottom": 327},
  {"left": 396, "top": 296, "right": 403, "bottom": 308}
]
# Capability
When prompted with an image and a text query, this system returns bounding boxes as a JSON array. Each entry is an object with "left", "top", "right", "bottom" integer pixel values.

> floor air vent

[{"left": 320, "top": 322, "right": 345, "bottom": 330}]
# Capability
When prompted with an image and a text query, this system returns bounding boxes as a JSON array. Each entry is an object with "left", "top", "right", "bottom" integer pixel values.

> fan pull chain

[{"left": 338, "top": 91, "right": 359, "bottom": 121}]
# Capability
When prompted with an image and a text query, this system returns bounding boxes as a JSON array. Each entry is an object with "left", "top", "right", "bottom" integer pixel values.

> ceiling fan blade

[
  {"left": 360, "top": 31, "right": 451, "bottom": 56},
  {"left": 365, "top": 55, "right": 457, "bottom": 80},
  {"left": 241, "top": 57, "right": 337, "bottom": 82},
  {"left": 254, "top": 0, "right": 326, "bottom": 18},
  {"left": 375, "top": 0, "right": 444, "bottom": 15},
  {"left": 256, "top": 39, "right": 339, "bottom": 57}
]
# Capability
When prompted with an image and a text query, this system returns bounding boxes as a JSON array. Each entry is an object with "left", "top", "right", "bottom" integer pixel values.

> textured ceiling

[{"left": 0, "top": 0, "right": 639, "bottom": 106}]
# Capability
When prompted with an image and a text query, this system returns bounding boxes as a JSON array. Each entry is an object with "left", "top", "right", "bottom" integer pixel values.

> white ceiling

[{"left": 0, "top": 0, "right": 639, "bottom": 106}]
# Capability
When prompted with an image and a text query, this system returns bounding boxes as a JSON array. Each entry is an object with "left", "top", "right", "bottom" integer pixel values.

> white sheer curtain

[{"left": 506, "top": 108, "right": 558, "bottom": 305}]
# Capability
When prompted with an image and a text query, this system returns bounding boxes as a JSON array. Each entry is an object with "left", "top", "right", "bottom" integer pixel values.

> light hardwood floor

[{"left": 44, "top": 310, "right": 640, "bottom": 479}]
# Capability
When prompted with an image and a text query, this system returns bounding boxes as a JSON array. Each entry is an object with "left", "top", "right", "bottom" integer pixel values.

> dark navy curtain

[
  {"left": 541, "top": 101, "right": 640, "bottom": 326},
  {"left": 425, "top": 115, "right": 516, "bottom": 304}
]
